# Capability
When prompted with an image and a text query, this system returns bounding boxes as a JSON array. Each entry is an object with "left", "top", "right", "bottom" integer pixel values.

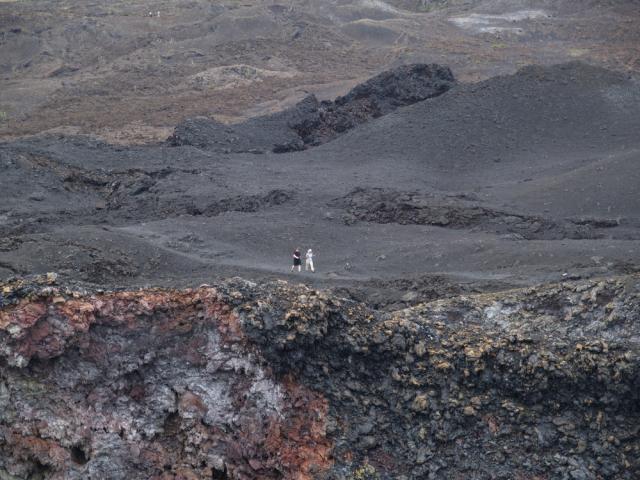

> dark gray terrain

[
  {"left": 1, "top": 61, "right": 639, "bottom": 306},
  {"left": 2, "top": 3, "right": 640, "bottom": 479},
  {"left": 2, "top": 0, "right": 639, "bottom": 143},
  {"left": 168, "top": 64, "right": 456, "bottom": 153}
]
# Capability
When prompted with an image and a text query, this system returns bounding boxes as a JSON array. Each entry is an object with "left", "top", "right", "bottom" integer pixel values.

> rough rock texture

[
  {"left": 333, "top": 188, "right": 632, "bottom": 240},
  {"left": 331, "top": 274, "right": 513, "bottom": 312},
  {"left": 243, "top": 275, "right": 640, "bottom": 479},
  {"left": 1, "top": 274, "right": 639, "bottom": 479},
  {"left": 0, "top": 276, "right": 331, "bottom": 480},
  {"left": 168, "top": 64, "right": 455, "bottom": 153}
]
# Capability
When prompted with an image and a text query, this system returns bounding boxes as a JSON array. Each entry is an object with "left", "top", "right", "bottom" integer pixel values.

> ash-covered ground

[
  {"left": 1, "top": 1, "right": 640, "bottom": 479},
  {"left": 1, "top": 61, "right": 639, "bottom": 307},
  {"left": 2, "top": 0, "right": 639, "bottom": 143}
]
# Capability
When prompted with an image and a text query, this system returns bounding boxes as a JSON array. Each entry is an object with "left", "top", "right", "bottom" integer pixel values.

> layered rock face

[{"left": 1, "top": 275, "right": 639, "bottom": 479}]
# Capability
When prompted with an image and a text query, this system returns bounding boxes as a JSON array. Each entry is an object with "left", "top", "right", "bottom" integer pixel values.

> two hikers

[{"left": 291, "top": 248, "right": 315, "bottom": 272}]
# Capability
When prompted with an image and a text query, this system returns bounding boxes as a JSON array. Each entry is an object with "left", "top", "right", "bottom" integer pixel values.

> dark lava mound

[{"left": 168, "top": 64, "right": 455, "bottom": 153}]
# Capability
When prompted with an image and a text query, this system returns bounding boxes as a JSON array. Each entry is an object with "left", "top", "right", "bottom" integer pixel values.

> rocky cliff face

[{"left": 1, "top": 275, "right": 639, "bottom": 479}]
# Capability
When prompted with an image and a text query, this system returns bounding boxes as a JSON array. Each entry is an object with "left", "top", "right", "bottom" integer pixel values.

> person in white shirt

[{"left": 305, "top": 248, "right": 315, "bottom": 272}]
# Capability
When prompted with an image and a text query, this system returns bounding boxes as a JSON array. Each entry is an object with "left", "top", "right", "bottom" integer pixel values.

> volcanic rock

[
  {"left": 168, "top": 64, "right": 455, "bottom": 153},
  {"left": 1, "top": 274, "right": 638, "bottom": 479}
]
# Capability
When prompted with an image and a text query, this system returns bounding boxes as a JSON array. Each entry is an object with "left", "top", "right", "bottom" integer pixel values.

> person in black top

[{"left": 291, "top": 248, "right": 302, "bottom": 272}]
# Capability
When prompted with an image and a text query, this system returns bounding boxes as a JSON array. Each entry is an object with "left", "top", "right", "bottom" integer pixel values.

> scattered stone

[
  {"left": 463, "top": 406, "right": 477, "bottom": 416},
  {"left": 402, "top": 291, "right": 419, "bottom": 302},
  {"left": 411, "top": 394, "right": 429, "bottom": 412}
]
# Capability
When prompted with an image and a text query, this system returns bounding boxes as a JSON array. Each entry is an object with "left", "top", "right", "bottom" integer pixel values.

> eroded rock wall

[
  {"left": 241, "top": 276, "right": 640, "bottom": 479},
  {"left": 1, "top": 275, "right": 639, "bottom": 479},
  {"left": 0, "top": 279, "right": 331, "bottom": 479}
]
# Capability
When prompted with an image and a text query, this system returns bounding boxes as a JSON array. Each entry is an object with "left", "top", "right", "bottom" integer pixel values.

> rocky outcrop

[
  {"left": 168, "top": 64, "right": 455, "bottom": 153},
  {"left": 333, "top": 188, "right": 629, "bottom": 240},
  {"left": 0, "top": 277, "right": 331, "bottom": 480},
  {"left": 1, "top": 274, "right": 639, "bottom": 479},
  {"left": 242, "top": 275, "right": 640, "bottom": 479}
]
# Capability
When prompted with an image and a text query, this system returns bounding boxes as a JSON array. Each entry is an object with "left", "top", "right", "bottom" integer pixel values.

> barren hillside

[
  {"left": 1, "top": 0, "right": 638, "bottom": 142},
  {"left": 1, "top": 1, "right": 639, "bottom": 479}
]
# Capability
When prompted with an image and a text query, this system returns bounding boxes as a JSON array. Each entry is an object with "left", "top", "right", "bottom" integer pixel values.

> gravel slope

[{"left": 1, "top": 62, "right": 639, "bottom": 301}]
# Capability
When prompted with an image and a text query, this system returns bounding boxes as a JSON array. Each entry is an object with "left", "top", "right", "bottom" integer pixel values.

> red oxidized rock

[{"left": 0, "top": 280, "right": 334, "bottom": 479}]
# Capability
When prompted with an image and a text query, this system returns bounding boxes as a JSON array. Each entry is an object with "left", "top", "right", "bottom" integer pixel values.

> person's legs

[
  {"left": 297, "top": 265, "right": 301, "bottom": 272},
  {"left": 310, "top": 259, "right": 314, "bottom": 272}
]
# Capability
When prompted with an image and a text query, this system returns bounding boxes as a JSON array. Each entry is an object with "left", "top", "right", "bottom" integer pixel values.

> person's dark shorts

[{"left": 293, "top": 258, "right": 301, "bottom": 266}]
